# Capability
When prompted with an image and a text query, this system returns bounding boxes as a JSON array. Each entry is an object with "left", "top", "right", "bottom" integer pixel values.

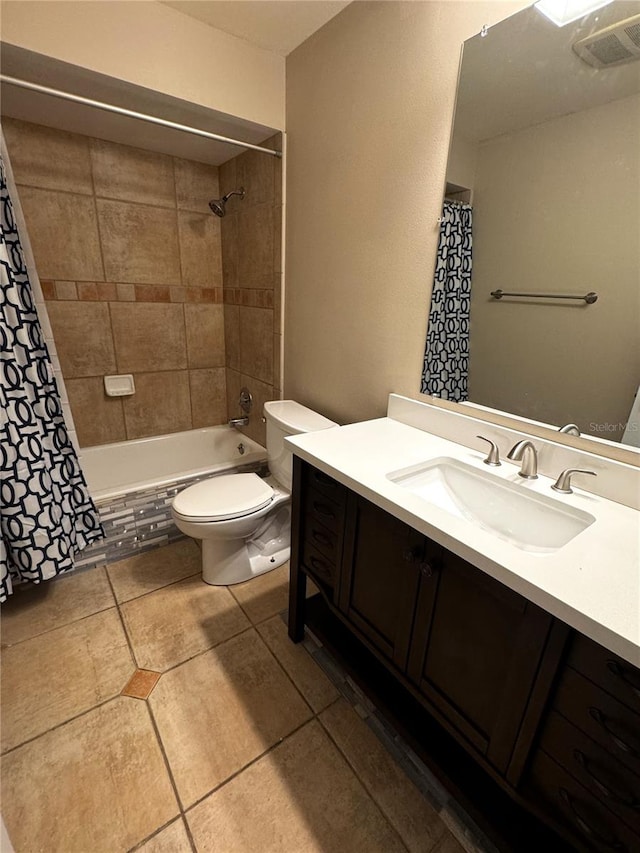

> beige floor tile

[
  {"left": 320, "top": 698, "right": 446, "bottom": 852},
  {"left": 1, "top": 608, "right": 134, "bottom": 753},
  {"left": 1, "top": 568, "right": 114, "bottom": 646},
  {"left": 433, "top": 831, "right": 469, "bottom": 853},
  {"left": 257, "top": 616, "right": 338, "bottom": 713},
  {"left": 229, "top": 563, "right": 289, "bottom": 624},
  {"left": 2, "top": 697, "right": 178, "bottom": 853},
  {"left": 150, "top": 629, "right": 312, "bottom": 807},
  {"left": 137, "top": 818, "right": 193, "bottom": 853},
  {"left": 187, "top": 720, "right": 405, "bottom": 853},
  {"left": 120, "top": 575, "right": 249, "bottom": 671},
  {"left": 107, "top": 539, "right": 201, "bottom": 603}
]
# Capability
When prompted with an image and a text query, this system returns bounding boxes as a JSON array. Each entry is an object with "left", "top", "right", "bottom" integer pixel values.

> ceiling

[{"left": 160, "top": 0, "right": 351, "bottom": 56}]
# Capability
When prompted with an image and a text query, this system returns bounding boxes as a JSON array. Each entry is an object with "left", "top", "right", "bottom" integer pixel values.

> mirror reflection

[{"left": 421, "top": 0, "right": 640, "bottom": 446}]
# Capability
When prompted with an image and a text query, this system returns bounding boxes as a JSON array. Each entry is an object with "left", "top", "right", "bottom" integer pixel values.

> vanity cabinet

[{"left": 288, "top": 458, "right": 640, "bottom": 853}]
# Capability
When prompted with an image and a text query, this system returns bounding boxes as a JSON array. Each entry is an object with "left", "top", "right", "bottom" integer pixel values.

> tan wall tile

[
  {"left": 3, "top": 118, "right": 93, "bottom": 194},
  {"left": 274, "top": 203, "right": 283, "bottom": 272},
  {"left": 97, "top": 199, "right": 180, "bottom": 284},
  {"left": 123, "top": 371, "right": 192, "bottom": 439},
  {"left": 239, "top": 374, "right": 275, "bottom": 446},
  {"left": 225, "top": 368, "right": 242, "bottom": 422},
  {"left": 66, "top": 377, "right": 126, "bottom": 446},
  {"left": 237, "top": 203, "right": 274, "bottom": 289},
  {"left": 77, "top": 282, "right": 118, "bottom": 301},
  {"left": 274, "top": 275, "right": 283, "bottom": 334},
  {"left": 237, "top": 148, "right": 275, "bottom": 206},
  {"left": 178, "top": 211, "right": 222, "bottom": 288},
  {"left": 47, "top": 301, "right": 116, "bottom": 378},
  {"left": 185, "top": 304, "right": 225, "bottom": 368},
  {"left": 116, "top": 282, "right": 136, "bottom": 301},
  {"left": 239, "top": 306, "right": 273, "bottom": 384},
  {"left": 189, "top": 368, "right": 227, "bottom": 427},
  {"left": 223, "top": 304, "right": 240, "bottom": 370},
  {"left": 170, "top": 286, "right": 187, "bottom": 302},
  {"left": 110, "top": 303, "right": 187, "bottom": 372},
  {"left": 220, "top": 213, "right": 238, "bottom": 288},
  {"left": 55, "top": 280, "right": 77, "bottom": 300},
  {"left": 91, "top": 139, "right": 175, "bottom": 208},
  {"left": 174, "top": 158, "right": 220, "bottom": 213},
  {"left": 218, "top": 157, "right": 237, "bottom": 196},
  {"left": 40, "top": 280, "right": 56, "bottom": 300},
  {"left": 19, "top": 187, "right": 104, "bottom": 281}
]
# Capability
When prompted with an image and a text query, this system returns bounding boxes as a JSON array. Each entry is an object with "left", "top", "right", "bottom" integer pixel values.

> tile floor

[{"left": 1, "top": 540, "right": 472, "bottom": 853}]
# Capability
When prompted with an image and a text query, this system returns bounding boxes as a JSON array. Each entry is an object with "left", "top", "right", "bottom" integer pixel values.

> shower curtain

[
  {"left": 0, "top": 156, "right": 104, "bottom": 602},
  {"left": 421, "top": 200, "right": 473, "bottom": 401}
]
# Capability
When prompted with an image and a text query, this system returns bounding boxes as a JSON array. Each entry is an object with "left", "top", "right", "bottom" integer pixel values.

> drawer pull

[
  {"left": 558, "top": 788, "right": 626, "bottom": 850},
  {"left": 607, "top": 660, "right": 640, "bottom": 700},
  {"left": 573, "top": 750, "right": 640, "bottom": 808},
  {"left": 311, "top": 528, "right": 332, "bottom": 547},
  {"left": 589, "top": 707, "right": 640, "bottom": 758},
  {"left": 310, "top": 556, "right": 329, "bottom": 574},
  {"left": 312, "top": 501, "right": 335, "bottom": 520},
  {"left": 312, "top": 471, "right": 337, "bottom": 489}
]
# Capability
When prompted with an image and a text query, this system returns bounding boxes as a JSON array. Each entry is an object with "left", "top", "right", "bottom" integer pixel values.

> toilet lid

[{"left": 172, "top": 474, "right": 274, "bottom": 522}]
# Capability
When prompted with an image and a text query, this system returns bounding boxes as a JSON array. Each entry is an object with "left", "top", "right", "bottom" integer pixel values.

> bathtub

[{"left": 75, "top": 426, "right": 267, "bottom": 572}]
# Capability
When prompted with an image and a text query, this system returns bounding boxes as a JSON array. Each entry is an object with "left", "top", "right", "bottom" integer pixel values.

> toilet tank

[{"left": 264, "top": 401, "right": 337, "bottom": 490}]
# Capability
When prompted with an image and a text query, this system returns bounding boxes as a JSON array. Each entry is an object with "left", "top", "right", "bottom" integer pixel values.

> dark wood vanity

[{"left": 289, "top": 458, "right": 640, "bottom": 853}]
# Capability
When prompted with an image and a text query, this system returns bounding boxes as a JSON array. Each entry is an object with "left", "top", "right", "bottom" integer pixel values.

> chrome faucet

[
  {"left": 228, "top": 416, "right": 249, "bottom": 428},
  {"left": 507, "top": 440, "right": 538, "bottom": 479},
  {"left": 558, "top": 423, "right": 580, "bottom": 436}
]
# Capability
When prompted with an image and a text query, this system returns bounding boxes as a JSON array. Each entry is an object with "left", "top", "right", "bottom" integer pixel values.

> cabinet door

[
  {"left": 408, "top": 551, "right": 552, "bottom": 774},
  {"left": 338, "top": 493, "right": 436, "bottom": 672}
]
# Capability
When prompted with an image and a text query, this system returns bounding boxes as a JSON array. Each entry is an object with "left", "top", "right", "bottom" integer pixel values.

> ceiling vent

[{"left": 573, "top": 13, "right": 640, "bottom": 66}]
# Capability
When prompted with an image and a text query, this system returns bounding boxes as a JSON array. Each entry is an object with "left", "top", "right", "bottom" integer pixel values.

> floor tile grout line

[
  {"left": 126, "top": 815, "right": 184, "bottom": 853},
  {"left": 181, "top": 812, "right": 199, "bottom": 853},
  {"left": 146, "top": 622, "right": 255, "bottom": 677},
  {"left": 1, "top": 569, "right": 116, "bottom": 650},
  {"left": 316, "top": 713, "right": 416, "bottom": 853},
  {"left": 0, "top": 694, "right": 120, "bottom": 758},
  {"left": 144, "top": 701, "right": 189, "bottom": 818},
  {"left": 106, "top": 570, "right": 141, "bottom": 670},
  {"left": 253, "top": 623, "right": 317, "bottom": 718},
  {"left": 112, "top": 569, "right": 201, "bottom": 607}
]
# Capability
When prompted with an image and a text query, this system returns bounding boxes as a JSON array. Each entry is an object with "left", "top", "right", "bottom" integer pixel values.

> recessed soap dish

[{"left": 104, "top": 374, "right": 135, "bottom": 397}]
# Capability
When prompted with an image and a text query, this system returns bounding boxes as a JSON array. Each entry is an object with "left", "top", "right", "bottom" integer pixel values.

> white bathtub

[{"left": 81, "top": 426, "right": 267, "bottom": 503}]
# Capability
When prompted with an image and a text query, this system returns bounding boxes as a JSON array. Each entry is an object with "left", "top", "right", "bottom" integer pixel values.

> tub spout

[{"left": 229, "top": 416, "right": 249, "bottom": 428}]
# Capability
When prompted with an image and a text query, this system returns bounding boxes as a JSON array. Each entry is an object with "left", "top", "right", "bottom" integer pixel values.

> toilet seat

[{"left": 172, "top": 474, "right": 274, "bottom": 522}]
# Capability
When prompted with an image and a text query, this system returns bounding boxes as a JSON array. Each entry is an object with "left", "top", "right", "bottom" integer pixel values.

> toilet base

[{"left": 201, "top": 505, "right": 291, "bottom": 585}]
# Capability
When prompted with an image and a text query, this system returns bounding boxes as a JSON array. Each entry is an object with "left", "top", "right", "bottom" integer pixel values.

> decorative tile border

[
  {"left": 74, "top": 461, "right": 268, "bottom": 572},
  {"left": 40, "top": 280, "right": 223, "bottom": 304},
  {"left": 223, "top": 287, "right": 274, "bottom": 308}
]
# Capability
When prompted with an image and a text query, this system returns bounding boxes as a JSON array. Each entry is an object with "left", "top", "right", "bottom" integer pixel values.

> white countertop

[{"left": 287, "top": 417, "right": 640, "bottom": 667}]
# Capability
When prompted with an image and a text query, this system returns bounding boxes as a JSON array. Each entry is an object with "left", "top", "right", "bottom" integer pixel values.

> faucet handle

[
  {"left": 476, "top": 435, "right": 501, "bottom": 467},
  {"left": 551, "top": 468, "right": 597, "bottom": 495}
]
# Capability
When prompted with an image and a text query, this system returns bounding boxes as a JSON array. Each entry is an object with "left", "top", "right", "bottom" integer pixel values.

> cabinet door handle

[
  {"left": 403, "top": 547, "right": 421, "bottom": 563},
  {"left": 310, "top": 556, "right": 329, "bottom": 575},
  {"left": 420, "top": 562, "right": 433, "bottom": 577},
  {"left": 312, "top": 501, "right": 335, "bottom": 520},
  {"left": 311, "top": 528, "right": 332, "bottom": 548},
  {"left": 558, "top": 788, "right": 626, "bottom": 850},
  {"left": 573, "top": 750, "right": 640, "bottom": 808},
  {"left": 312, "top": 470, "right": 337, "bottom": 489},
  {"left": 589, "top": 707, "right": 640, "bottom": 758},
  {"left": 607, "top": 660, "right": 640, "bottom": 700}
]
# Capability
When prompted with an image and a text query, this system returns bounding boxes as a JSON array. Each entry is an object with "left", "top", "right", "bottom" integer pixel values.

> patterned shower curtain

[
  {"left": 421, "top": 200, "right": 473, "bottom": 401},
  {"left": 0, "top": 157, "right": 104, "bottom": 602}
]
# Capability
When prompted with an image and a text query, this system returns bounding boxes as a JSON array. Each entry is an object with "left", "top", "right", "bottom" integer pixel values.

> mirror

[{"left": 421, "top": 0, "right": 640, "bottom": 449}]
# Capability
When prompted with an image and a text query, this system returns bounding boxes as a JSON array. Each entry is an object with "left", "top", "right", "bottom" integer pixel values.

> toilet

[{"left": 171, "top": 401, "right": 337, "bottom": 585}]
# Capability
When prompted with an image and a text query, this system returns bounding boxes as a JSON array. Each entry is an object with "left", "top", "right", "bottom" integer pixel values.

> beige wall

[
  {"left": 219, "top": 136, "right": 283, "bottom": 446},
  {"left": 468, "top": 93, "right": 640, "bottom": 439},
  {"left": 0, "top": 0, "right": 285, "bottom": 129},
  {"left": 4, "top": 117, "right": 226, "bottom": 446},
  {"left": 284, "top": 1, "right": 528, "bottom": 424}
]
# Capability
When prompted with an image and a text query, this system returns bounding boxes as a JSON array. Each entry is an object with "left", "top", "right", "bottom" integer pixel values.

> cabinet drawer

[
  {"left": 526, "top": 749, "right": 640, "bottom": 852},
  {"left": 304, "top": 485, "right": 343, "bottom": 535},
  {"left": 303, "top": 512, "right": 339, "bottom": 564},
  {"left": 538, "top": 710, "right": 640, "bottom": 835},
  {"left": 568, "top": 634, "right": 640, "bottom": 715},
  {"left": 301, "top": 540, "right": 336, "bottom": 588},
  {"left": 304, "top": 465, "right": 347, "bottom": 506},
  {"left": 553, "top": 667, "right": 640, "bottom": 779}
]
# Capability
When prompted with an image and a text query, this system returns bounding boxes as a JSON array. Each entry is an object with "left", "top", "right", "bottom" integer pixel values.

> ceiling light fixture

[{"left": 535, "top": 0, "right": 614, "bottom": 27}]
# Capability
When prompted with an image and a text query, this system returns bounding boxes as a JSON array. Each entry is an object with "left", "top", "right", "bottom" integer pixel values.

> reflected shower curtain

[
  {"left": 421, "top": 201, "right": 473, "bottom": 401},
  {"left": 0, "top": 156, "right": 103, "bottom": 602}
]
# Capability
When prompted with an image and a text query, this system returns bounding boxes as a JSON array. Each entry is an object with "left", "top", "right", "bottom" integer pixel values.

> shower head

[{"left": 208, "top": 187, "right": 246, "bottom": 217}]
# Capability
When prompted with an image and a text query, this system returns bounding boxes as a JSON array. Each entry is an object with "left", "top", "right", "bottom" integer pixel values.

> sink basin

[{"left": 387, "top": 457, "right": 595, "bottom": 552}]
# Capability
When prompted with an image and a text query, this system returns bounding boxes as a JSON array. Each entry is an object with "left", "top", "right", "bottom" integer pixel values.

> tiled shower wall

[
  {"left": 3, "top": 118, "right": 227, "bottom": 447},
  {"left": 220, "top": 136, "right": 283, "bottom": 447}
]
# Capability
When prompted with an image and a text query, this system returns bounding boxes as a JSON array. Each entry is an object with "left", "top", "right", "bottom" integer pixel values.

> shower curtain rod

[{"left": 0, "top": 75, "right": 283, "bottom": 159}]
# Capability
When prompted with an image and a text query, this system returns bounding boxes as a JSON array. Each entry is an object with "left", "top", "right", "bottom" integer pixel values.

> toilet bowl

[{"left": 171, "top": 401, "right": 337, "bottom": 585}]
